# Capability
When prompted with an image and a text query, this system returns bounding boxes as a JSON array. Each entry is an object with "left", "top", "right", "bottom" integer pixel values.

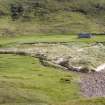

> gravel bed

[{"left": 80, "top": 72, "right": 105, "bottom": 97}]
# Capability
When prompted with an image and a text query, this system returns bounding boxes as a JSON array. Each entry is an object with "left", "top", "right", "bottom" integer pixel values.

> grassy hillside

[
  {"left": 1, "top": 1, "right": 105, "bottom": 105},
  {"left": 0, "top": 31, "right": 105, "bottom": 105},
  {"left": 0, "top": 54, "right": 80, "bottom": 105},
  {"left": 0, "top": 0, "right": 105, "bottom": 35},
  {"left": 0, "top": 54, "right": 105, "bottom": 105}
]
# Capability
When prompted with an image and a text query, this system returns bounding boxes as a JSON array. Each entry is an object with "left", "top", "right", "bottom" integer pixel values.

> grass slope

[
  {"left": 0, "top": 54, "right": 80, "bottom": 105},
  {"left": 0, "top": 54, "right": 105, "bottom": 105},
  {"left": 0, "top": 0, "right": 105, "bottom": 35}
]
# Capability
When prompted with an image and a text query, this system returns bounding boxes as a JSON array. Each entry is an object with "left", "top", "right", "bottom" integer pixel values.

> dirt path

[{"left": 80, "top": 72, "right": 105, "bottom": 98}]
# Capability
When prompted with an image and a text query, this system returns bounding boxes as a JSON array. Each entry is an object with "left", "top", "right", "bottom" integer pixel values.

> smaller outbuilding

[{"left": 78, "top": 33, "right": 92, "bottom": 38}]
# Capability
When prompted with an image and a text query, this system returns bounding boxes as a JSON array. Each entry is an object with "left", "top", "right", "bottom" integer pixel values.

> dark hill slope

[{"left": 0, "top": 0, "right": 105, "bottom": 35}]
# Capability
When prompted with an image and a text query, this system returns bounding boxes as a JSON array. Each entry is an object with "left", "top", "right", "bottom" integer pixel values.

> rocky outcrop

[{"left": 52, "top": 57, "right": 96, "bottom": 73}]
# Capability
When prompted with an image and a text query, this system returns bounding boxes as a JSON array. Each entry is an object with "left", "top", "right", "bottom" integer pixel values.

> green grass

[
  {"left": 0, "top": 35, "right": 105, "bottom": 47},
  {"left": 1, "top": 0, "right": 105, "bottom": 35},
  {"left": 0, "top": 35, "right": 105, "bottom": 105},
  {"left": 0, "top": 54, "right": 105, "bottom": 105},
  {"left": 0, "top": 54, "right": 80, "bottom": 105},
  {"left": 61, "top": 98, "right": 105, "bottom": 105}
]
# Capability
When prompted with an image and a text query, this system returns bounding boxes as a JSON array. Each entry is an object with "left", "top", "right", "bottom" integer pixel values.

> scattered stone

[
  {"left": 41, "top": 60, "right": 68, "bottom": 70},
  {"left": 80, "top": 72, "right": 105, "bottom": 97},
  {"left": 55, "top": 57, "right": 69, "bottom": 67},
  {"left": 68, "top": 66, "right": 82, "bottom": 72},
  {"left": 35, "top": 52, "right": 47, "bottom": 60}
]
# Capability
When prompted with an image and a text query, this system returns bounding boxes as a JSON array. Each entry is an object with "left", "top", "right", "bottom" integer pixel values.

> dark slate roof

[{"left": 78, "top": 33, "right": 92, "bottom": 38}]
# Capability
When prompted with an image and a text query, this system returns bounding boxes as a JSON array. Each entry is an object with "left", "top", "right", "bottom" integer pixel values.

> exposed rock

[
  {"left": 40, "top": 60, "right": 68, "bottom": 70},
  {"left": 0, "top": 43, "right": 105, "bottom": 73},
  {"left": 95, "top": 64, "right": 105, "bottom": 72},
  {"left": 35, "top": 52, "right": 47, "bottom": 60},
  {"left": 55, "top": 57, "right": 69, "bottom": 67},
  {"left": 68, "top": 66, "right": 82, "bottom": 72},
  {"left": 79, "top": 67, "right": 91, "bottom": 73}
]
